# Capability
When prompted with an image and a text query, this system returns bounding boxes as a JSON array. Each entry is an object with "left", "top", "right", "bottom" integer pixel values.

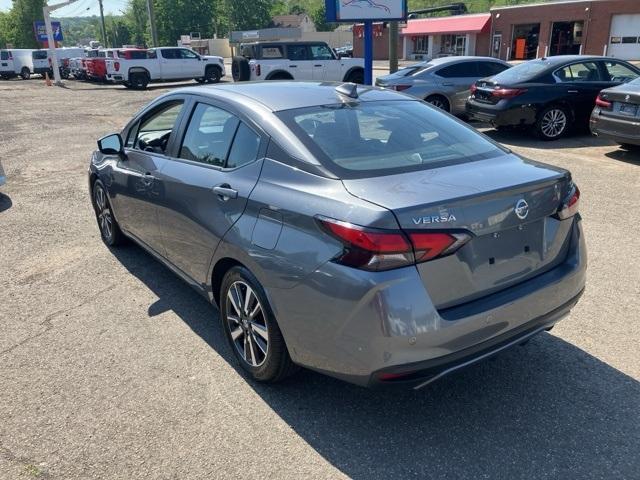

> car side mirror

[{"left": 98, "top": 133, "right": 125, "bottom": 156}]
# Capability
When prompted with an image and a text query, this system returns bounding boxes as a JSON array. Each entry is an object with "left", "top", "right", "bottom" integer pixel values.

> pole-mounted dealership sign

[
  {"left": 326, "top": 0, "right": 407, "bottom": 85},
  {"left": 34, "top": 21, "right": 64, "bottom": 42}
]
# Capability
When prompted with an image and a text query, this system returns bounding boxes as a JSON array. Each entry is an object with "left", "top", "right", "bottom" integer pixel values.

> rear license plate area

[{"left": 618, "top": 102, "right": 638, "bottom": 116}]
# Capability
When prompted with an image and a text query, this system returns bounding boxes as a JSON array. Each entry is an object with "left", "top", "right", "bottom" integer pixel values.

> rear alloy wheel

[
  {"left": 537, "top": 106, "right": 569, "bottom": 140},
  {"left": 426, "top": 95, "right": 450, "bottom": 112},
  {"left": 92, "top": 180, "right": 125, "bottom": 246},
  {"left": 20, "top": 67, "right": 30, "bottom": 80},
  {"left": 130, "top": 72, "right": 149, "bottom": 90},
  {"left": 220, "top": 267, "right": 298, "bottom": 382}
]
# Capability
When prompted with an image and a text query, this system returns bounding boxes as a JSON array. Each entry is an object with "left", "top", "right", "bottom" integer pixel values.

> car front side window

[
  {"left": 179, "top": 103, "right": 239, "bottom": 167},
  {"left": 180, "top": 49, "right": 198, "bottom": 59},
  {"left": 133, "top": 101, "right": 184, "bottom": 154}
]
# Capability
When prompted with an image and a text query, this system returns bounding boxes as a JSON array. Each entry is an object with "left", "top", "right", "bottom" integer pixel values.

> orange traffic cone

[{"left": 45, "top": 71, "right": 52, "bottom": 86}]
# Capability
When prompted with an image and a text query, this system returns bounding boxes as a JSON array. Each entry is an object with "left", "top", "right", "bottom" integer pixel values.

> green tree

[
  {"left": 9, "top": 0, "right": 47, "bottom": 48},
  {"left": 226, "top": 0, "right": 273, "bottom": 32},
  {"left": 0, "top": 10, "right": 12, "bottom": 48},
  {"left": 124, "top": 0, "right": 149, "bottom": 46},
  {"left": 312, "top": 5, "right": 336, "bottom": 32},
  {"left": 153, "top": 0, "right": 216, "bottom": 45}
]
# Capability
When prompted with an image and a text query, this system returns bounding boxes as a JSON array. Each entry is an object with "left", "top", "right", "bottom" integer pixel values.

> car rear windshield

[
  {"left": 0, "top": 51, "right": 9, "bottom": 60},
  {"left": 490, "top": 59, "right": 551, "bottom": 83},
  {"left": 276, "top": 100, "right": 505, "bottom": 179},
  {"left": 32, "top": 50, "right": 48, "bottom": 60}
]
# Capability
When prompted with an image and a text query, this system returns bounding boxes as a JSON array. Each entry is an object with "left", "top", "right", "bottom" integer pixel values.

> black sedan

[
  {"left": 466, "top": 55, "right": 640, "bottom": 140},
  {"left": 590, "top": 77, "right": 640, "bottom": 149}
]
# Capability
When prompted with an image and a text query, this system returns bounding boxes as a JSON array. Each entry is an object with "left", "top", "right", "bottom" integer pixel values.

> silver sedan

[{"left": 376, "top": 56, "right": 511, "bottom": 115}]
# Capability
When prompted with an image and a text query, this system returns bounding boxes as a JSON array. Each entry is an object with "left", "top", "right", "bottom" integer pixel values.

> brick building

[
  {"left": 352, "top": 0, "right": 640, "bottom": 61},
  {"left": 489, "top": 0, "right": 640, "bottom": 61}
]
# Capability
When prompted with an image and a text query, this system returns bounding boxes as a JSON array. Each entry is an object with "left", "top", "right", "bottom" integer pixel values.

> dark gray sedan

[
  {"left": 89, "top": 82, "right": 586, "bottom": 388},
  {"left": 375, "top": 56, "right": 510, "bottom": 115},
  {"left": 591, "top": 77, "right": 640, "bottom": 148}
]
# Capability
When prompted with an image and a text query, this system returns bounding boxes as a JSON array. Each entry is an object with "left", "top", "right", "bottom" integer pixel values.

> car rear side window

[
  {"left": 603, "top": 61, "right": 639, "bottom": 83},
  {"left": 477, "top": 61, "right": 509, "bottom": 77},
  {"left": 260, "top": 46, "right": 284, "bottom": 58},
  {"left": 0, "top": 51, "right": 8, "bottom": 60},
  {"left": 161, "top": 49, "right": 180, "bottom": 59},
  {"left": 32, "top": 50, "right": 47, "bottom": 60},
  {"left": 287, "top": 45, "right": 308, "bottom": 61},
  {"left": 555, "top": 62, "right": 601, "bottom": 82},
  {"left": 179, "top": 103, "right": 239, "bottom": 167},
  {"left": 226, "top": 123, "right": 260, "bottom": 169},
  {"left": 437, "top": 62, "right": 478, "bottom": 78},
  {"left": 277, "top": 100, "right": 504, "bottom": 179},
  {"left": 132, "top": 101, "right": 184, "bottom": 154}
]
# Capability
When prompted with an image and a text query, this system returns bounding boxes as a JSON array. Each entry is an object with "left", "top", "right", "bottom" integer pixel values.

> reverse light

[
  {"left": 392, "top": 84, "right": 411, "bottom": 92},
  {"left": 556, "top": 184, "right": 580, "bottom": 220},
  {"left": 492, "top": 88, "right": 527, "bottom": 98},
  {"left": 316, "top": 217, "right": 471, "bottom": 271},
  {"left": 595, "top": 93, "right": 612, "bottom": 110}
]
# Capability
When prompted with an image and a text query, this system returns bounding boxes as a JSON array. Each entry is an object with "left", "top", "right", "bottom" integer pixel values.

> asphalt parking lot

[{"left": 1, "top": 77, "right": 639, "bottom": 480}]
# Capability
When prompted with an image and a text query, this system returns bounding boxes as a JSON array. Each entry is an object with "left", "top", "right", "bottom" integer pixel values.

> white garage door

[{"left": 608, "top": 14, "right": 640, "bottom": 60}]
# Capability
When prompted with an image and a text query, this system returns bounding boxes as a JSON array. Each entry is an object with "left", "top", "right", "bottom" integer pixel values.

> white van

[
  {"left": 0, "top": 49, "right": 35, "bottom": 79},
  {"left": 31, "top": 48, "right": 87, "bottom": 78},
  {"left": 32, "top": 50, "right": 50, "bottom": 76}
]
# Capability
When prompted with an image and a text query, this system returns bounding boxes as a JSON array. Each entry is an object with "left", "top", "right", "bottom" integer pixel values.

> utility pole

[
  {"left": 146, "top": 0, "right": 159, "bottom": 47},
  {"left": 388, "top": 21, "right": 398, "bottom": 74},
  {"left": 43, "top": 0, "right": 82, "bottom": 86},
  {"left": 98, "top": 0, "right": 107, "bottom": 47}
]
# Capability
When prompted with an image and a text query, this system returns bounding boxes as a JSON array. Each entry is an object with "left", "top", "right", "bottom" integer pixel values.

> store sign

[
  {"left": 33, "top": 21, "right": 63, "bottom": 42},
  {"left": 326, "top": 0, "right": 407, "bottom": 22}
]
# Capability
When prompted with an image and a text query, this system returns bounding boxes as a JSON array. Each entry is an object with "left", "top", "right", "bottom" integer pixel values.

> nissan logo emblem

[{"left": 515, "top": 199, "right": 529, "bottom": 220}]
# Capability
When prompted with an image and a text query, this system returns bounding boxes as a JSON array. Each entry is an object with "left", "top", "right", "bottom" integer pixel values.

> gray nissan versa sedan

[{"left": 89, "top": 82, "right": 586, "bottom": 389}]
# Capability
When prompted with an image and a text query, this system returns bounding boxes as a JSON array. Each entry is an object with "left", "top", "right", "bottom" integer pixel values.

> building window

[
  {"left": 550, "top": 21, "right": 584, "bottom": 56},
  {"left": 414, "top": 35, "right": 429, "bottom": 54},
  {"left": 439, "top": 34, "right": 466, "bottom": 56},
  {"left": 511, "top": 23, "right": 540, "bottom": 60}
]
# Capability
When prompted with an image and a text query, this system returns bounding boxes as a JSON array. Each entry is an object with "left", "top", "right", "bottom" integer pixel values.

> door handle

[
  {"left": 289, "top": 65, "right": 297, "bottom": 68},
  {"left": 141, "top": 172, "right": 154, "bottom": 186},
  {"left": 213, "top": 184, "right": 238, "bottom": 201},
  {"left": 314, "top": 64, "right": 322, "bottom": 67},
  {"left": 567, "top": 89, "right": 579, "bottom": 93}
]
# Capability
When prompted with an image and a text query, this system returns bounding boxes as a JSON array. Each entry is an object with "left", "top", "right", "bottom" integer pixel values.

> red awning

[{"left": 401, "top": 14, "right": 491, "bottom": 36}]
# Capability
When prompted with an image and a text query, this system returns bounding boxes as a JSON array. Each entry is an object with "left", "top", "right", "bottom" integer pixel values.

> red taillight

[
  {"left": 470, "top": 83, "right": 477, "bottom": 95},
  {"left": 114, "top": 61, "right": 120, "bottom": 72},
  {"left": 492, "top": 88, "right": 527, "bottom": 98},
  {"left": 595, "top": 93, "right": 612, "bottom": 109},
  {"left": 255, "top": 64, "right": 261, "bottom": 76},
  {"left": 557, "top": 184, "right": 580, "bottom": 220},
  {"left": 317, "top": 217, "right": 471, "bottom": 271},
  {"left": 392, "top": 84, "right": 411, "bottom": 91}
]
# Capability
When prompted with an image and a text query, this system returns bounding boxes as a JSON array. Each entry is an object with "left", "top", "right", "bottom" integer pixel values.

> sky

[{"left": 0, "top": 0, "right": 128, "bottom": 16}]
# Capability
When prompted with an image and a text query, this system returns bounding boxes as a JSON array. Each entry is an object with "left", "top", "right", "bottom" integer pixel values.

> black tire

[
  {"left": 20, "top": 67, "right": 30, "bottom": 80},
  {"left": 205, "top": 65, "right": 221, "bottom": 83},
  {"left": 129, "top": 71, "right": 149, "bottom": 90},
  {"left": 536, "top": 105, "right": 570, "bottom": 140},
  {"left": 220, "top": 266, "right": 298, "bottom": 383},
  {"left": 425, "top": 94, "right": 450, "bottom": 112},
  {"left": 92, "top": 180, "right": 126, "bottom": 247},
  {"left": 232, "top": 56, "right": 250, "bottom": 82},
  {"left": 346, "top": 69, "right": 364, "bottom": 84}
]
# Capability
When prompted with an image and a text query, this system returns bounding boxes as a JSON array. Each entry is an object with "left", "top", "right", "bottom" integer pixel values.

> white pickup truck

[
  {"left": 104, "top": 47, "right": 225, "bottom": 89},
  {"left": 232, "top": 41, "right": 364, "bottom": 83}
]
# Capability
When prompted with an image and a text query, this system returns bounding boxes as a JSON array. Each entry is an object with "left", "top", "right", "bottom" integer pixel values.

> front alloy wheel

[
  {"left": 538, "top": 107, "right": 568, "bottom": 140},
  {"left": 93, "top": 180, "right": 125, "bottom": 246},
  {"left": 226, "top": 281, "right": 269, "bottom": 367}
]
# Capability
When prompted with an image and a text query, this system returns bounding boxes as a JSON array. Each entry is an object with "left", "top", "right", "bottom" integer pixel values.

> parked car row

[
  {"left": 0, "top": 46, "right": 226, "bottom": 90},
  {"left": 377, "top": 54, "right": 640, "bottom": 142}
]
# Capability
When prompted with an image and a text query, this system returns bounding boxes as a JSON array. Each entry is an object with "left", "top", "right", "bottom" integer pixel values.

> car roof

[
  {"left": 176, "top": 81, "right": 414, "bottom": 112},
  {"left": 535, "top": 55, "right": 617, "bottom": 65},
  {"left": 428, "top": 56, "right": 506, "bottom": 65}
]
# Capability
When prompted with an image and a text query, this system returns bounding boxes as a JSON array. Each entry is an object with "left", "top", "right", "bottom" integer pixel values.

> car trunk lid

[
  {"left": 599, "top": 87, "right": 640, "bottom": 121},
  {"left": 342, "top": 154, "right": 574, "bottom": 309}
]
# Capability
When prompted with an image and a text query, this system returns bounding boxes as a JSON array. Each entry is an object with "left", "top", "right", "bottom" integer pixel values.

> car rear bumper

[
  {"left": 268, "top": 216, "right": 586, "bottom": 388},
  {"left": 466, "top": 100, "right": 537, "bottom": 126},
  {"left": 590, "top": 109, "right": 640, "bottom": 146}
]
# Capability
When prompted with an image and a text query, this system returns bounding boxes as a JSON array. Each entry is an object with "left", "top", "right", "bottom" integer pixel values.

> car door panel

[{"left": 286, "top": 45, "right": 313, "bottom": 80}]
